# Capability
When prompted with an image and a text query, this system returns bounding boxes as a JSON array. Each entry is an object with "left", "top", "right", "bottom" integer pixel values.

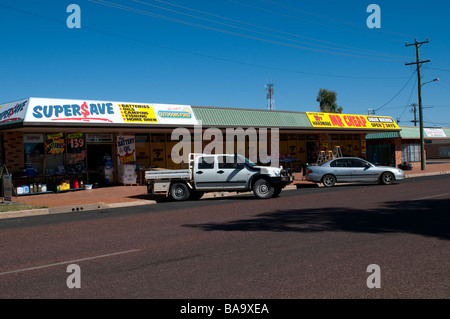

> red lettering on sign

[{"left": 329, "top": 115, "right": 345, "bottom": 127}]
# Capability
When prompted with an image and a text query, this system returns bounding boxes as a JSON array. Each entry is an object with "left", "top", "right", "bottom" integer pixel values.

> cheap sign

[{"left": 306, "top": 112, "right": 400, "bottom": 130}]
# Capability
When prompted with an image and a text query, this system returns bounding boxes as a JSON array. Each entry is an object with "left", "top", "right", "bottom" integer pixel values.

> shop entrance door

[
  {"left": 87, "top": 144, "right": 113, "bottom": 186},
  {"left": 367, "top": 144, "right": 394, "bottom": 166}
]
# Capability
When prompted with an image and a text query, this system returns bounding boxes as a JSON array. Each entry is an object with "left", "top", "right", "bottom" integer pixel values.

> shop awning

[
  {"left": 0, "top": 97, "right": 199, "bottom": 128},
  {"left": 1, "top": 97, "right": 401, "bottom": 132}
]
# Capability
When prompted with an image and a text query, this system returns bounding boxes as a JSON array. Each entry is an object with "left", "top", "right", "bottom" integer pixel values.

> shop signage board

[
  {"left": 45, "top": 133, "right": 65, "bottom": 155},
  {"left": 2, "top": 174, "right": 12, "bottom": 202},
  {"left": 86, "top": 133, "right": 114, "bottom": 143},
  {"left": 306, "top": 112, "right": 400, "bottom": 130},
  {"left": 424, "top": 128, "right": 446, "bottom": 137},
  {"left": 0, "top": 99, "right": 29, "bottom": 124},
  {"left": 117, "top": 135, "right": 136, "bottom": 165},
  {"left": 0, "top": 98, "right": 199, "bottom": 126}
]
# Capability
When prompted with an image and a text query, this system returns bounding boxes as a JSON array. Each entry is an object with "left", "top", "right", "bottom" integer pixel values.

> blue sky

[{"left": 1, "top": 0, "right": 450, "bottom": 126}]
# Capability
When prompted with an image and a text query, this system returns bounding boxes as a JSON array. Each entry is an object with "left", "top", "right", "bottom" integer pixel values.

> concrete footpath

[{"left": 2, "top": 160, "right": 450, "bottom": 220}]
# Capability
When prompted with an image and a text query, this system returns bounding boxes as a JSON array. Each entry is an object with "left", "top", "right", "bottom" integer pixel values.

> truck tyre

[
  {"left": 170, "top": 182, "right": 190, "bottom": 201},
  {"left": 253, "top": 179, "right": 275, "bottom": 199}
]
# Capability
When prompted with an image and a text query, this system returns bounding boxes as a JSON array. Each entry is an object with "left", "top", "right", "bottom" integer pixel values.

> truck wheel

[
  {"left": 253, "top": 179, "right": 274, "bottom": 199},
  {"left": 170, "top": 182, "right": 190, "bottom": 201}
]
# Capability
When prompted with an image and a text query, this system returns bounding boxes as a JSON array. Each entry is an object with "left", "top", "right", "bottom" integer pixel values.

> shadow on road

[{"left": 184, "top": 198, "right": 450, "bottom": 240}]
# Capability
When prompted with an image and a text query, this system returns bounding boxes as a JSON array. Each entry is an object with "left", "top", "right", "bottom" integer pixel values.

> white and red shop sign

[{"left": 0, "top": 97, "right": 199, "bottom": 126}]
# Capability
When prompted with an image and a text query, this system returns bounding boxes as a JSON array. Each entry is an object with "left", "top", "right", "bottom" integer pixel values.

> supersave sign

[
  {"left": 19, "top": 98, "right": 198, "bottom": 126},
  {"left": 306, "top": 112, "right": 400, "bottom": 130}
]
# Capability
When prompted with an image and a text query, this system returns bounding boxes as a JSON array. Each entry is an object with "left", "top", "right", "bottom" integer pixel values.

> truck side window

[
  {"left": 218, "top": 156, "right": 237, "bottom": 169},
  {"left": 198, "top": 156, "right": 215, "bottom": 169}
]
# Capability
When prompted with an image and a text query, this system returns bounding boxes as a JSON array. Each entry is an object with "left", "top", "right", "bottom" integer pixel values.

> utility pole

[
  {"left": 410, "top": 102, "right": 433, "bottom": 127},
  {"left": 410, "top": 103, "right": 418, "bottom": 126},
  {"left": 405, "top": 38, "right": 430, "bottom": 171}
]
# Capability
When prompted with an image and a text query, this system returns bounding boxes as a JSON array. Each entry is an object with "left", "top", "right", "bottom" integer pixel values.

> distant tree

[{"left": 316, "top": 88, "right": 343, "bottom": 113}]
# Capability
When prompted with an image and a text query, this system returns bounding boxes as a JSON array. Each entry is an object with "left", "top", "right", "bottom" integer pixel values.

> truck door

[
  {"left": 194, "top": 155, "right": 217, "bottom": 190},
  {"left": 215, "top": 155, "right": 249, "bottom": 190}
]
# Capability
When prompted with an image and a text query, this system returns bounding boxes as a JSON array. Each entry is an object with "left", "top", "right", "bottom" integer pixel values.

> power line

[
  {"left": 89, "top": 0, "right": 411, "bottom": 62},
  {"left": 397, "top": 75, "right": 417, "bottom": 123},
  {"left": 374, "top": 72, "right": 416, "bottom": 112},
  {"left": 0, "top": 3, "right": 408, "bottom": 80},
  {"left": 136, "top": 0, "right": 411, "bottom": 60},
  {"left": 227, "top": 0, "right": 417, "bottom": 43}
]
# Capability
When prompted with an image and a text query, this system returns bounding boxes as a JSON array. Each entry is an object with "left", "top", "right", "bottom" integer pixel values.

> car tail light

[{"left": 306, "top": 169, "right": 313, "bottom": 174}]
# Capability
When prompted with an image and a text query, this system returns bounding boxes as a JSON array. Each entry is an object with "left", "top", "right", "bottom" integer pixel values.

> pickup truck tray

[{"left": 145, "top": 169, "right": 190, "bottom": 180}]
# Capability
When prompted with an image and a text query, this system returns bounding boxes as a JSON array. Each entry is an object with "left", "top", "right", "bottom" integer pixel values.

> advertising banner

[
  {"left": 2, "top": 174, "right": 12, "bottom": 202},
  {"left": 0, "top": 99, "right": 28, "bottom": 124},
  {"left": 45, "top": 133, "right": 65, "bottom": 155},
  {"left": 424, "top": 128, "right": 446, "bottom": 137},
  {"left": 306, "top": 112, "right": 400, "bottom": 130},
  {"left": 21, "top": 98, "right": 198, "bottom": 126},
  {"left": 117, "top": 135, "right": 136, "bottom": 165}
]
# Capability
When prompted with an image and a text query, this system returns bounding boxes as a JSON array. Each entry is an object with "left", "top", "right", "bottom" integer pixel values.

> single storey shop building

[
  {"left": 366, "top": 126, "right": 450, "bottom": 169},
  {"left": 0, "top": 97, "right": 402, "bottom": 192}
]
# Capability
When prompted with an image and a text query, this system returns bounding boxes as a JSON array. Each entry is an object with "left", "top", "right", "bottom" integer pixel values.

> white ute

[{"left": 145, "top": 153, "right": 294, "bottom": 201}]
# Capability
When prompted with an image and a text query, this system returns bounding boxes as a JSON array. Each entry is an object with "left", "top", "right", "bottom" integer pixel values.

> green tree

[{"left": 316, "top": 88, "right": 343, "bottom": 113}]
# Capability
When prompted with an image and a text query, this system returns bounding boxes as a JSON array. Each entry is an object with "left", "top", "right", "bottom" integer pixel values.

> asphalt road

[{"left": 0, "top": 175, "right": 449, "bottom": 304}]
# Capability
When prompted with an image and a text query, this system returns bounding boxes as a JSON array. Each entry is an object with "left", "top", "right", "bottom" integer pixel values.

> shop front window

[
  {"left": 401, "top": 143, "right": 421, "bottom": 162},
  {"left": 66, "top": 133, "right": 86, "bottom": 173},
  {"left": 45, "top": 133, "right": 65, "bottom": 174},
  {"left": 150, "top": 133, "right": 166, "bottom": 168},
  {"left": 24, "top": 134, "right": 45, "bottom": 174},
  {"left": 135, "top": 134, "right": 151, "bottom": 168}
]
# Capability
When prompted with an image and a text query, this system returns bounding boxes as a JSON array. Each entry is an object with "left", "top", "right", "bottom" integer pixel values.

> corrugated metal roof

[
  {"left": 366, "top": 131, "right": 401, "bottom": 139},
  {"left": 192, "top": 106, "right": 312, "bottom": 128},
  {"left": 367, "top": 126, "right": 450, "bottom": 139},
  {"left": 399, "top": 126, "right": 420, "bottom": 138}
]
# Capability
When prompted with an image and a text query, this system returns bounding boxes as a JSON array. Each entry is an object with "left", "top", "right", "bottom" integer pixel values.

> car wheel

[
  {"left": 380, "top": 172, "right": 395, "bottom": 185},
  {"left": 322, "top": 174, "right": 336, "bottom": 187},
  {"left": 253, "top": 179, "right": 275, "bottom": 199},
  {"left": 170, "top": 182, "right": 190, "bottom": 201}
]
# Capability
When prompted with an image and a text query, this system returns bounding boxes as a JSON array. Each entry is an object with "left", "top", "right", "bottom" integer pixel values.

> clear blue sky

[{"left": 1, "top": 0, "right": 450, "bottom": 126}]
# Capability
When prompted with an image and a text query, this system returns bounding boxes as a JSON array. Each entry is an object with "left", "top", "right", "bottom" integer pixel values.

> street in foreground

[{"left": 0, "top": 175, "right": 448, "bottom": 304}]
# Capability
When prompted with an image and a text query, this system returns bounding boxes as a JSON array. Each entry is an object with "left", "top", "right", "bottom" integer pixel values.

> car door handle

[
  {"left": 217, "top": 170, "right": 224, "bottom": 174},
  {"left": 196, "top": 171, "right": 203, "bottom": 174}
]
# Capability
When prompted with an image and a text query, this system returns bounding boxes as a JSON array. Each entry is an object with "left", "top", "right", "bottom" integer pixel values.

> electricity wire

[
  {"left": 374, "top": 72, "right": 416, "bottom": 112},
  {"left": 89, "top": 0, "right": 412, "bottom": 62},
  {"left": 0, "top": 3, "right": 408, "bottom": 80},
  {"left": 133, "top": 0, "right": 411, "bottom": 60}
]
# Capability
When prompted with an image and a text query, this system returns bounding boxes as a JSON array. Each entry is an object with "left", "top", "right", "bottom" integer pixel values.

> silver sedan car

[{"left": 305, "top": 157, "right": 406, "bottom": 187}]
